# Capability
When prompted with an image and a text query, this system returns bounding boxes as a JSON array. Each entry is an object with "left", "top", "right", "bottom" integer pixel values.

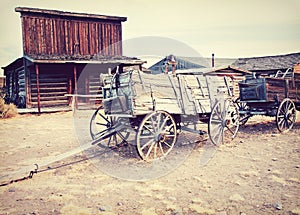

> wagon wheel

[
  {"left": 90, "top": 108, "right": 130, "bottom": 147},
  {"left": 208, "top": 99, "right": 239, "bottom": 146},
  {"left": 235, "top": 97, "right": 250, "bottom": 125},
  {"left": 136, "top": 110, "right": 177, "bottom": 161},
  {"left": 276, "top": 98, "right": 296, "bottom": 132}
]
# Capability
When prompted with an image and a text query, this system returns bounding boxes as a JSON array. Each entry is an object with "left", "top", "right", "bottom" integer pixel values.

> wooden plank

[
  {"left": 31, "top": 96, "right": 68, "bottom": 101},
  {"left": 31, "top": 92, "right": 67, "bottom": 96},
  {"left": 35, "top": 64, "right": 41, "bottom": 113},
  {"left": 64, "top": 20, "right": 69, "bottom": 55},
  {"left": 53, "top": 19, "right": 57, "bottom": 54}
]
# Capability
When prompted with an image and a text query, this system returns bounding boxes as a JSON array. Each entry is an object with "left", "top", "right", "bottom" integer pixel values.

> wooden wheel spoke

[
  {"left": 149, "top": 115, "right": 158, "bottom": 132},
  {"left": 143, "top": 124, "right": 155, "bottom": 135},
  {"left": 278, "top": 117, "right": 285, "bottom": 125},
  {"left": 159, "top": 142, "right": 166, "bottom": 155},
  {"left": 139, "top": 134, "right": 155, "bottom": 139},
  {"left": 161, "top": 140, "right": 172, "bottom": 148},
  {"left": 225, "top": 125, "right": 234, "bottom": 135},
  {"left": 159, "top": 116, "right": 170, "bottom": 132},
  {"left": 95, "top": 122, "right": 108, "bottom": 126},
  {"left": 211, "top": 123, "right": 222, "bottom": 134},
  {"left": 277, "top": 114, "right": 284, "bottom": 119},
  {"left": 216, "top": 127, "right": 224, "bottom": 145},
  {"left": 215, "top": 106, "right": 223, "bottom": 121},
  {"left": 116, "top": 131, "right": 126, "bottom": 140},
  {"left": 285, "top": 101, "right": 290, "bottom": 111},
  {"left": 98, "top": 113, "right": 110, "bottom": 123},
  {"left": 164, "top": 134, "right": 175, "bottom": 138},
  {"left": 211, "top": 124, "right": 222, "bottom": 140},
  {"left": 210, "top": 118, "right": 223, "bottom": 123},
  {"left": 287, "top": 118, "right": 294, "bottom": 124},
  {"left": 107, "top": 135, "right": 112, "bottom": 146},
  {"left": 153, "top": 144, "right": 157, "bottom": 159},
  {"left": 141, "top": 139, "right": 154, "bottom": 151},
  {"left": 145, "top": 141, "right": 156, "bottom": 158}
]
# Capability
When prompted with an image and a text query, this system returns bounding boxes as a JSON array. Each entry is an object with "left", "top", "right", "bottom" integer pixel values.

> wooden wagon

[
  {"left": 89, "top": 67, "right": 240, "bottom": 161},
  {"left": 238, "top": 68, "right": 300, "bottom": 131}
]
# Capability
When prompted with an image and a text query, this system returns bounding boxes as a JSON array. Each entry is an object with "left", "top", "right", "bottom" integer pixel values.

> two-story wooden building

[{"left": 2, "top": 7, "right": 143, "bottom": 111}]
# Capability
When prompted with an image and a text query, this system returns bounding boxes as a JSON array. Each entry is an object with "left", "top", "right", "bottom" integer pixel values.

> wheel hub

[
  {"left": 155, "top": 133, "right": 165, "bottom": 142},
  {"left": 222, "top": 118, "right": 231, "bottom": 127}
]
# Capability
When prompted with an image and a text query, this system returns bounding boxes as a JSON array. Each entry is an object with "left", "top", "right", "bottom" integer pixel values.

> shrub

[{"left": 0, "top": 98, "right": 18, "bottom": 118}]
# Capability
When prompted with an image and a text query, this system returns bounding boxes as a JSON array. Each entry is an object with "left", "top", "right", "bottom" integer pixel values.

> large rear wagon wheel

[
  {"left": 208, "top": 99, "right": 239, "bottom": 146},
  {"left": 90, "top": 108, "right": 130, "bottom": 147},
  {"left": 136, "top": 110, "right": 177, "bottom": 161},
  {"left": 276, "top": 98, "right": 296, "bottom": 132}
]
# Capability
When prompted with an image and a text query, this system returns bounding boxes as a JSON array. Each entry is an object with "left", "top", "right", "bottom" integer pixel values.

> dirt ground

[{"left": 0, "top": 111, "right": 300, "bottom": 215}]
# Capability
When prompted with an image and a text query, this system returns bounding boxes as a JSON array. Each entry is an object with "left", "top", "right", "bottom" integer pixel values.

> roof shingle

[{"left": 232, "top": 52, "right": 300, "bottom": 71}]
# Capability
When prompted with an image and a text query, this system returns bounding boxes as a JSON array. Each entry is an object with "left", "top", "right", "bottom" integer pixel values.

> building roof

[
  {"left": 138, "top": 55, "right": 165, "bottom": 69},
  {"left": 177, "top": 56, "right": 210, "bottom": 68},
  {"left": 15, "top": 7, "right": 127, "bottom": 22},
  {"left": 2, "top": 54, "right": 145, "bottom": 70},
  {"left": 176, "top": 65, "right": 251, "bottom": 75},
  {"left": 143, "top": 55, "right": 237, "bottom": 69},
  {"left": 232, "top": 52, "right": 300, "bottom": 71}
]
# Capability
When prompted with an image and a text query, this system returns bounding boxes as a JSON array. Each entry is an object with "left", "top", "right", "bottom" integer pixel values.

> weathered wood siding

[
  {"left": 266, "top": 77, "right": 300, "bottom": 102},
  {"left": 20, "top": 15, "right": 123, "bottom": 56},
  {"left": 4, "top": 59, "right": 27, "bottom": 107},
  {"left": 28, "top": 64, "right": 70, "bottom": 108}
]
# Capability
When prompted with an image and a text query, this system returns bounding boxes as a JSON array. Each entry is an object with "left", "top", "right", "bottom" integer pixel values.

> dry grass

[{"left": 0, "top": 98, "right": 18, "bottom": 118}]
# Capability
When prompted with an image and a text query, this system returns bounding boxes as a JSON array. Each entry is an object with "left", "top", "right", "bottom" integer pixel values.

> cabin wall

[
  {"left": 21, "top": 14, "right": 123, "bottom": 57},
  {"left": 27, "top": 64, "right": 72, "bottom": 108},
  {"left": 4, "top": 63, "right": 26, "bottom": 107}
]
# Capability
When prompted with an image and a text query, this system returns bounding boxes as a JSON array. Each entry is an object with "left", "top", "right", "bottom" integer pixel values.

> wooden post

[
  {"left": 24, "top": 59, "right": 31, "bottom": 108},
  {"left": 68, "top": 69, "right": 73, "bottom": 106},
  {"left": 35, "top": 64, "right": 41, "bottom": 113},
  {"left": 86, "top": 76, "right": 90, "bottom": 104},
  {"left": 285, "top": 79, "right": 289, "bottom": 98},
  {"left": 73, "top": 65, "right": 78, "bottom": 109}
]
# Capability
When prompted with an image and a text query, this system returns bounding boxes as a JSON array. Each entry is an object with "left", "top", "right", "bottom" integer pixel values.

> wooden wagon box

[
  {"left": 239, "top": 75, "right": 300, "bottom": 104},
  {"left": 102, "top": 70, "right": 230, "bottom": 117}
]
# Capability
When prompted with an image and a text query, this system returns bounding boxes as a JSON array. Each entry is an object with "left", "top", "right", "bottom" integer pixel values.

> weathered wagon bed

[{"left": 102, "top": 70, "right": 231, "bottom": 117}]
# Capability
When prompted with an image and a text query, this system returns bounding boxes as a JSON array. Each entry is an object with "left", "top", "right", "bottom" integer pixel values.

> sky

[{"left": 0, "top": 0, "right": 299, "bottom": 74}]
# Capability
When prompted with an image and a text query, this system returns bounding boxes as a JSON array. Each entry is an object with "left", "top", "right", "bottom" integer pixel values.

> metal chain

[{"left": 0, "top": 147, "right": 112, "bottom": 187}]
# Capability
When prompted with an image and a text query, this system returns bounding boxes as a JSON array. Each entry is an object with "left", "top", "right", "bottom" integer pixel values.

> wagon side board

[
  {"left": 130, "top": 71, "right": 231, "bottom": 116},
  {"left": 265, "top": 76, "right": 300, "bottom": 103}
]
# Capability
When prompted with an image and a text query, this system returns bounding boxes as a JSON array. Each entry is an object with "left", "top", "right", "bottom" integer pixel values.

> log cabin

[{"left": 2, "top": 7, "right": 143, "bottom": 111}]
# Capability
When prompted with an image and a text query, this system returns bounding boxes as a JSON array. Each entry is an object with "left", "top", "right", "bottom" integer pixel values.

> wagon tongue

[{"left": 0, "top": 126, "right": 127, "bottom": 186}]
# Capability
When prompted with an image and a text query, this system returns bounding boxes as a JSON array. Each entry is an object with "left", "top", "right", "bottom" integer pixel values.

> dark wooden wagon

[
  {"left": 237, "top": 68, "right": 300, "bottom": 132},
  {"left": 89, "top": 66, "right": 240, "bottom": 161}
]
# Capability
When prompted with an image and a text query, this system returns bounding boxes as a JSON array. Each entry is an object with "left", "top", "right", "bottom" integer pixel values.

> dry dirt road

[{"left": 0, "top": 111, "right": 299, "bottom": 215}]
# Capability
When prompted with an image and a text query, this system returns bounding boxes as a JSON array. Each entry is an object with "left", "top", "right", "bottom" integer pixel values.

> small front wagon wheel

[
  {"left": 136, "top": 110, "right": 177, "bottom": 161},
  {"left": 276, "top": 98, "right": 296, "bottom": 132},
  {"left": 90, "top": 107, "right": 130, "bottom": 147},
  {"left": 208, "top": 99, "right": 239, "bottom": 146}
]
